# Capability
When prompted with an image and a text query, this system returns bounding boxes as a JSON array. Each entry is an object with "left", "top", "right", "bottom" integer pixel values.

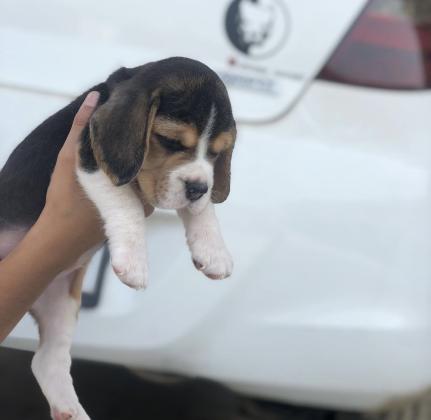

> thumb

[
  {"left": 72, "top": 91, "right": 100, "bottom": 129},
  {"left": 61, "top": 91, "right": 100, "bottom": 158}
]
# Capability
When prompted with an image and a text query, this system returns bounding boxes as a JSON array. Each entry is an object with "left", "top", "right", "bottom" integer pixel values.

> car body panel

[{"left": 0, "top": 0, "right": 365, "bottom": 122}]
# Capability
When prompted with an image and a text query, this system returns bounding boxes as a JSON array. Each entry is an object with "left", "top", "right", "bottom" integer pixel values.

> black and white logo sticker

[{"left": 225, "top": 0, "right": 289, "bottom": 58}]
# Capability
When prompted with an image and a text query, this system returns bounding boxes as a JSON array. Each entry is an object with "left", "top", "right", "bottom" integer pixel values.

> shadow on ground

[{"left": 0, "top": 347, "right": 361, "bottom": 420}]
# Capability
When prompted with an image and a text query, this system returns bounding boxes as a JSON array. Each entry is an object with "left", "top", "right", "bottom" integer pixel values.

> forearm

[{"left": 0, "top": 213, "right": 90, "bottom": 342}]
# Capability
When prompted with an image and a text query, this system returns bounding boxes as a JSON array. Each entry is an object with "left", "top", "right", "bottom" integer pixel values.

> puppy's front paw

[
  {"left": 190, "top": 236, "right": 233, "bottom": 280},
  {"left": 111, "top": 243, "right": 148, "bottom": 289}
]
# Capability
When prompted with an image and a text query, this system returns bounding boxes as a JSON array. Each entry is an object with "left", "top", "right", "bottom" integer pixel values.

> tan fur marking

[
  {"left": 69, "top": 265, "right": 88, "bottom": 303},
  {"left": 211, "top": 127, "right": 236, "bottom": 204},
  {"left": 210, "top": 131, "right": 234, "bottom": 154},
  {"left": 153, "top": 117, "right": 198, "bottom": 148},
  {"left": 137, "top": 137, "right": 193, "bottom": 206},
  {"left": 89, "top": 132, "right": 120, "bottom": 185},
  {"left": 142, "top": 99, "right": 159, "bottom": 165}
]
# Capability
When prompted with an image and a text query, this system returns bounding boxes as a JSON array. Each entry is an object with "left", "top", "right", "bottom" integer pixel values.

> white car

[{"left": 2, "top": 0, "right": 431, "bottom": 412}]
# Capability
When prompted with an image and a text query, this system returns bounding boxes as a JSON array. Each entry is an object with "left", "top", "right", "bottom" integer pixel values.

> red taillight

[{"left": 317, "top": 0, "right": 431, "bottom": 89}]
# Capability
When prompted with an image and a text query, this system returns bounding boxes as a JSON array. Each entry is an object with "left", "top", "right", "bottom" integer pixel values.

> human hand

[{"left": 37, "top": 91, "right": 105, "bottom": 264}]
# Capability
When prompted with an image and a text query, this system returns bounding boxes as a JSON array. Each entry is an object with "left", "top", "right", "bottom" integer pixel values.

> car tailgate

[{"left": 0, "top": 0, "right": 366, "bottom": 123}]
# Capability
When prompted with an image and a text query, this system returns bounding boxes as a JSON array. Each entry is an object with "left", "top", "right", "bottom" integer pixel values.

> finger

[
  {"left": 62, "top": 91, "right": 100, "bottom": 154},
  {"left": 57, "top": 91, "right": 100, "bottom": 165},
  {"left": 72, "top": 91, "right": 100, "bottom": 129}
]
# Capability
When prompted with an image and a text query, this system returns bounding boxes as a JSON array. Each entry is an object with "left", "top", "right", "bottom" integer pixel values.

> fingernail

[{"left": 84, "top": 91, "right": 100, "bottom": 107}]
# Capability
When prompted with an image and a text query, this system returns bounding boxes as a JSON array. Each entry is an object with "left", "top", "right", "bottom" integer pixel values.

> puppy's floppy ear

[
  {"left": 89, "top": 79, "right": 159, "bottom": 186},
  {"left": 211, "top": 129, "right": 236, "bottom": 204}
]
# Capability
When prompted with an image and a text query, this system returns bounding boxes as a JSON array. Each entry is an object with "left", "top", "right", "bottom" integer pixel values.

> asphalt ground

[{"left": 0, "top": 347, "right": 365, "bottom": 420}]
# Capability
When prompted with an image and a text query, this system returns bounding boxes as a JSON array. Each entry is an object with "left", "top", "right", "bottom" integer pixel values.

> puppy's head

[{"left": 88, "top": 57, "right": 236, "bottom": 213}]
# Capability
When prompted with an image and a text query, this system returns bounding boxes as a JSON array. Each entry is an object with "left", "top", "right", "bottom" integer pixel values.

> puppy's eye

[{"left": 155, "top": 134, "right": 187, "bottom": 153}]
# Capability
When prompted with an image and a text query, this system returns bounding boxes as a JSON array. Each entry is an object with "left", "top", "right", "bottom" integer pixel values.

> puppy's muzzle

[{"left": 185, "top": 181, "right": 208, "bottom": 202}]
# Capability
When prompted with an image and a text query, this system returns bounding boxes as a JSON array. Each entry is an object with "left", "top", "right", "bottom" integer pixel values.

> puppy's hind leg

[{"left": 31, "top": 267, "right": 90, "bottom": 420}]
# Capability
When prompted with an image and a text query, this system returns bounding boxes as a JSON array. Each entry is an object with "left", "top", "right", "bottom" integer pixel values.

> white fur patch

[
  {"left": 196, "top": 105, "right": 216, "bottom": 160},
  {"left": 77, "top": 168, "right": 148, "bottom": 289}
]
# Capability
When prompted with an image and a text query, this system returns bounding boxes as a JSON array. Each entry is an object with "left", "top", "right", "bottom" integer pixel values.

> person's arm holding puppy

[{"left": 0, "top": 92, "right": 104, "bottom": 342}]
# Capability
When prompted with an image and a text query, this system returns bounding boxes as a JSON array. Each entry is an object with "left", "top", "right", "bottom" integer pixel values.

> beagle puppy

[{"left": 0, "top": 57, "right": 236, "bottom": 420}]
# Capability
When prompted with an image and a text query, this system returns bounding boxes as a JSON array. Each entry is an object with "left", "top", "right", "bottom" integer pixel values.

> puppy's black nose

[{"left": 185, "top": 181, "right": 208, "bottom": 202}]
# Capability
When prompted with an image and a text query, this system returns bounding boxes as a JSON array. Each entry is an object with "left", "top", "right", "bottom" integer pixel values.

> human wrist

[{"left": 28, "top": 213, "right": 74, "bottom": 271}]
